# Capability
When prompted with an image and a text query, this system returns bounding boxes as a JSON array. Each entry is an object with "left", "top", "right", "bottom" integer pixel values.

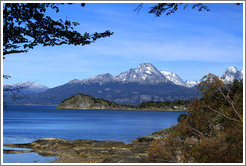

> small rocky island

[{"left": 56, "top": 93, "right": 190, "bottom": 111}]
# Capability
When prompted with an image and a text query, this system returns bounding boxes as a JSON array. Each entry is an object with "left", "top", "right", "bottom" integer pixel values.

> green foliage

[
  {"left": 148, "top": 3, "right": 210, "bottom": 17},
  {"left": 3, "top": 3, "right": 114, "bottom": 103},
  {"left": 3, "top": 3, "right": 113, "bottom": 57},
  {"left": 147, "top": 3, "right": 240, "bottom": 17},
  {"left": 147, "top": 75, "right": 243, "bottom": 163}
]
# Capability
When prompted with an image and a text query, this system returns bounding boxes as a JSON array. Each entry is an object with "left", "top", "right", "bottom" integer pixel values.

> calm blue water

[{"left": 3, "top": 105, "right": 184, "bottom": 163}]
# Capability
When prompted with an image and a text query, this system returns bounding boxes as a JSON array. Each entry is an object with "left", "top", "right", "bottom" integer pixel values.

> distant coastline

[
  {"left": 57, "top": 107, "right": 187, "bottom": 112},
  {"left": 4, "top": 104, "right": 188, "bottom": 111}
]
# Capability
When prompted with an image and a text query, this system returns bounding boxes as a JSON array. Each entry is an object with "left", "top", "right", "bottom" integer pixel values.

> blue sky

[{"left": 3, "top": 3, "right": 244, "bottom": 88}]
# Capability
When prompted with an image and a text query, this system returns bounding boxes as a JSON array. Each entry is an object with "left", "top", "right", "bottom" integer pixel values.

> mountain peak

[
  {"left": 137, "top": 63, "right": 158, "bottom": 73},
  {"left": 221, "top": 66, "right": 242, "bottom": 84},
  {"left": 89, "top": 73, "right": 114, "bottom": 81},
  {"left": 82, "top": 73, "right": 115, "bottom": 85},
  {"left": 116, "top": 63, "right": 168, "bottom": 84},
  {"left": 91, "top": 73, "right": 113, "bottom": 78},
  {"left": 226, "top": 66, "right": 237, "bottom": 73},
  {"left": 138, "top": 63, "right": 154, "bottom": 68}
]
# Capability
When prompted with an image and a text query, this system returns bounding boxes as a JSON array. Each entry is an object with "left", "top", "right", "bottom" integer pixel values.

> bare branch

[
  {"left": 3, "top": 82, "right": 34, "bottom": 101},
  {"left": 215, "top": 82, "right": 243, "bottom": 122},
  {"left": 134, "top": 3, "right": 143, "bottom": 14},
  {"left": 3, "top": 49, "right": 28, "bottom": 56},
  {"left": 187, "top": 124, "right": 206, "bottom": 138}
]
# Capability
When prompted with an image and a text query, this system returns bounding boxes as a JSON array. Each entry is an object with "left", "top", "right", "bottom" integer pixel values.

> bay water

[{"left": 3, "top": 105, "right": 184, "bottom": 163}]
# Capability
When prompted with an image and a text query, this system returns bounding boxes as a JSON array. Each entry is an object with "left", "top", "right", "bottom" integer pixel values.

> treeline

[
  {"left": 147, "top": 74, "right": 243, "bottom": 163},
  {"left": 138, "top": 100, "right": 191, "bottom": 109},
  {"left": 118, "top": 99, "right": 191, "bottom": 111}
]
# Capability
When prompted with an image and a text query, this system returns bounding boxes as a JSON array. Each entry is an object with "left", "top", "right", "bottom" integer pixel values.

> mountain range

[
  {"left": 3, "top": 63, "right": 243, "bottom": 106},
  {"left": 66, "top": 63, "right": 243, "bottom": 88},
  {"left": 68, "top": 63, "right": 198, "bottom": 87}
]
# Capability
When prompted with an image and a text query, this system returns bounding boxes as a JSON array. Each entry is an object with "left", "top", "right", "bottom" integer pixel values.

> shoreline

[
  {"left": 56, "top": 107, "right": 187, "bottom": 112},
  {"left": 5, "top": 104, "right": 187, "bottom": 111},
  {"left": 3, "top": 127, "right": 172, "bottom": 163},
  {"left": 3, "top": 134, "right": 164, "bottom": 163},
  {"left": 3, "top": 105, "right": 178, "bottom": 163}
]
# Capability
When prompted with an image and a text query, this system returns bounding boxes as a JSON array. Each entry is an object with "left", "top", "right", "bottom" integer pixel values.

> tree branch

[
  {"left": 202, "top": 101, "right": 242, "bottom": 123},
  {"left": 215, "top": 82, "right": 243, "bottom": 122},
  {"left": 3, "top": 50, "right": 28, "bottom": 56}
]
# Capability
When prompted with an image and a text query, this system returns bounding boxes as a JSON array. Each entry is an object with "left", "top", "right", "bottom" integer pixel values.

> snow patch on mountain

[
  {"left": 84, "top": 73, "right": 115, "bottom": 84},
  {"left": 68, "top": 79, "right": 82, "bottom": 84},
  {"left": 160, "top": 71, "right": 186, "bottom": 87}
]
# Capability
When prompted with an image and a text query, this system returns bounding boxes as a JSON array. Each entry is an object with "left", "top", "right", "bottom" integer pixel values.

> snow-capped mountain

[
  {"left": 67, "top": 64, "right": 243, "bottom": 87},
  {"left": 5, "top": 64, "right": 243, "bottom": 106},
  {"left": 160, "top": 71, "right": 186, "bottom": 87},
  {"left": 69, "top": 63, "right": 169, "bottom": 85},
  {"left": 6, "top": 65, "right": 243, "bottom": 94},
  {"left": 183, "top": 66, "right": 243, "bottom": 87},
  {"left": 115, "top": 63, "right": 169, "bottom": 84},
  {"left": 160, "top": 66, "right": 243, "bottom": 87},
  {"left": 221, "top": 67, "right": 243, "bottom": 84},
  {"left": 3, "top": 81, "right": 49, "bottom": 93}
]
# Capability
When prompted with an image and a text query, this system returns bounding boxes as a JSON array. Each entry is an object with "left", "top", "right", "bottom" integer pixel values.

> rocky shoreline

[{"left": 3, "top": 134, "right": 164, "bottom": 163}]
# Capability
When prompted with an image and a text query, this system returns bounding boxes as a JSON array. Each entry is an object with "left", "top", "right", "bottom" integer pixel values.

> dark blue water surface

[{"left": 3, "top": 105, "right": 184, "bottom": 163}]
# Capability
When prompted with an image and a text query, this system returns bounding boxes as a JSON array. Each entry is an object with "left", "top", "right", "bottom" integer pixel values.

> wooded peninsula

[{"left": 56, "top": 93, "right": 191, "bottom": 111}]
